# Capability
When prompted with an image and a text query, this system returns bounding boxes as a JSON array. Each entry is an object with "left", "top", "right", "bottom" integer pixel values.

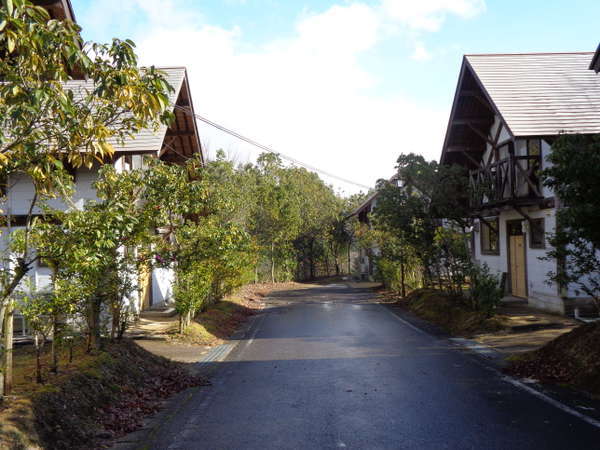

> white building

[
  {"left": 5, "top": 1, "right": 205, "bottom": 315},
  {"left": 440, "top": 52, "right": 600, "bottom": 314}
]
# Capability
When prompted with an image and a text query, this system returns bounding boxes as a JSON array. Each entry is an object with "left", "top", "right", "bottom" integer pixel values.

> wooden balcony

[{"left": 469, "top": 155, "right": 543, "bottom": 210}]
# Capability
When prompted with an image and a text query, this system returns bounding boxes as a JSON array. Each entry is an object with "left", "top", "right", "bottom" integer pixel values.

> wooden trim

[
  {"left": 528, "top": 218, "right": 546, "bottom": 249},
  {"left": 479, "top": 217, "right": 500, "bottom": 255}
]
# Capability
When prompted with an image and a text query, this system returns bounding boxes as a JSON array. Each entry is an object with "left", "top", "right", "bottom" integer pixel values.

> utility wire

[{"left": 174, "top": 105, "right": 372, "bottom": 190}]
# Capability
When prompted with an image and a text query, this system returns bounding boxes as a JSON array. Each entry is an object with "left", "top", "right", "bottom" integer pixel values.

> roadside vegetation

[
  {"left": 0, "top": 2, "right": 360, "bottom": 447},
  {"left": 356, "top": 153, "right": 503, "bottom": 323}
]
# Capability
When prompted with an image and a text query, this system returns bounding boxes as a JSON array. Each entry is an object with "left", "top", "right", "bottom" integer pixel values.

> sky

[{"left": 72, "top": 0, "right": 600, "bottom": 194}]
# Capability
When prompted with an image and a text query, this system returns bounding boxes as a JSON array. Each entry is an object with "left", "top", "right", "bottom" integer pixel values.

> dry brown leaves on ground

[{"left": 506, "top": 322, "right": 600, "bottom": 397}]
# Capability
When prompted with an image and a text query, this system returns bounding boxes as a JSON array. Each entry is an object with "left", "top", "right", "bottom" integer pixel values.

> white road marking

[
  {"left": 502, "top": 376, "right": 600, "bottom": 429},
  {"left": 378, "top": 303, "right": 430, "bottom": 336},
  {"left": 243, "top": 312, "right": 267, "bottom": 350},
  {"left": 381, "top": 302, "right": 600, "bottom": 430}
]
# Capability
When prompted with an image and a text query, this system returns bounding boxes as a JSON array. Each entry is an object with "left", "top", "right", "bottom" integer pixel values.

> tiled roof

[
  {"left": 466, "top": 52, "right": 600, "bottom": 136},
  {"left": 62, "top": 67, "right": 186, "bottom": 154}
]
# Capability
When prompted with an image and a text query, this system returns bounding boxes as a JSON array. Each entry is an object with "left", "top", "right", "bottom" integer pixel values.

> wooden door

[
  {"left": 139, "top": 264, "right": 153, "bottom": 311},
  {"left": 509, "top": 235, "right": 526, "bottom": 298}
]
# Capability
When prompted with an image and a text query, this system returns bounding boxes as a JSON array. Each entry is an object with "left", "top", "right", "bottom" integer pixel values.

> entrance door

[{"left": 509, "top": 232, "right": 527, "bottom": 298}]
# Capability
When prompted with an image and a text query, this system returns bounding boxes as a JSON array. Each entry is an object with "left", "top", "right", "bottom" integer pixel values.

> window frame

[
  {"left": 480, "top": 217, "right": 500, "bottom": 255},
  {"left": 529, "top": 218, "right": 546, "bottom": 249}
]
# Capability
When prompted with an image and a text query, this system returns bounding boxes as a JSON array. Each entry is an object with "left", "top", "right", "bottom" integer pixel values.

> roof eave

[{"left": 589, "top": 43, "right": 600, "bottom": 72}]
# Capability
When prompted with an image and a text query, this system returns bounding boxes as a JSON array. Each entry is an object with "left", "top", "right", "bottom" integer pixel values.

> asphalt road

[{"left": 148, "top": 284, "right": 600, "bottom": 449}]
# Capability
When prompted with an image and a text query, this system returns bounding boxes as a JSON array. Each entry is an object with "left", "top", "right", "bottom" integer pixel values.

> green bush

[
  {"left": 375, "top": 256, "right": 423, "bottom": 294},
  {"left": 468, "top": 263, "right": 503, "bottom": 316}
]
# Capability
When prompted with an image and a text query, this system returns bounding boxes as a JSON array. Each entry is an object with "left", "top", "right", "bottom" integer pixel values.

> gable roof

[
  {"left": 63, "top": 67, "right": 203, "bottom": 160},
  {"left": 589, "top": 43, "right": 600, "bottom": 73},
  {"left": 34, "top": 0, "right": 77, "bottom": 23},
  {"left": 466, "top": 52, "right": 600, "bottom": 137},
  {"left": 441, "top": 52, "right": 600, "bottom": 166}
]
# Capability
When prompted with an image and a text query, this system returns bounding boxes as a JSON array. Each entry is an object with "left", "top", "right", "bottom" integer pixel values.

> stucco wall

[
  {"left": 152, "top": 267, "right": 174, "bottom": 307},
  {"left": 473, "top": 207, "right": 563, "bottom": 313}
]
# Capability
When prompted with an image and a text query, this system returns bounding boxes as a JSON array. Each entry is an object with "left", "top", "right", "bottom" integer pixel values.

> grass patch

[
  {"left": 394, "top": 288, "right": 506, "bottom": 336},
  {"left": 170, "top": 294, "right": 259, "bottom": 346}
]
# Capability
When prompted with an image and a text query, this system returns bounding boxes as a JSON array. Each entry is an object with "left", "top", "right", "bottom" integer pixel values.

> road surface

[{"left": 147, "top": 284, "right": 600, "bottom": 449}]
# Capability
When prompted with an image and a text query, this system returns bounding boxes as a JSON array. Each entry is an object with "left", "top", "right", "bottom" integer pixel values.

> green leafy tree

[
  {"left": 542, "top": 134, "right": 600, "bottom": 308},
  {"left": 0, "top": 0, "right": 173, "bottom": 393},
  {"left": 144, "top": 156, "right": 252, "bottom": 331},
  {"left": 373, "top": 153, "right": 471, "bottom": 293},
  {"left": 31, "top": 165, "right": 153, "bottom": 352},
  {"left": 247, "top": 154, "right": 302, "bottom": 282}
]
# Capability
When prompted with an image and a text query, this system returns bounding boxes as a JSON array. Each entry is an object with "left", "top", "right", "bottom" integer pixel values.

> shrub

[{"left": 468, "top": 263, "right": 503, "bottom": 316}]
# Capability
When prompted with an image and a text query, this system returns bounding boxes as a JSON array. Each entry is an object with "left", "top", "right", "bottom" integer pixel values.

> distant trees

[{"left": 244, "top": 153, "right": 350, "bottom": 282}]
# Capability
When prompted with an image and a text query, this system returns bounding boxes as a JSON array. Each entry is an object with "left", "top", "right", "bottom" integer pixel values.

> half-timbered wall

[{"left": 473, "top": 208, "right": 561, "bottom": 312}]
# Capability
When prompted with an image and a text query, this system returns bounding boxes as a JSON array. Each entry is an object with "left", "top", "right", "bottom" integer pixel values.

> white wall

[
  {"left": 473, "top": 207, "right": 562, "bottom": 312},
  {"left": 152, "top": 267, "right": 174, "bottom": 307},
  {"left": 1, "top": 156, "right": 148, "bottom": 312}
]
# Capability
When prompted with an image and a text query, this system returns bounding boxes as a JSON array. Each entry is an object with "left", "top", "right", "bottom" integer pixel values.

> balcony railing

[{"left": 469, "top": 155, "right": 543, "bottom": 209}]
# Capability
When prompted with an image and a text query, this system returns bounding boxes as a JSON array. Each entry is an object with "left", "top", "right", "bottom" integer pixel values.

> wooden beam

[
  {"left": 446, "top": 145, "right": 483, "bottom": 153},
  {"left": 166, "top": 130, "right": 195, "bottom": 136},
  {"left": 476, "top": 215, "right": 498, "bottom": 234},
  {"left": 459, "top": 91, "right": 495, "bottom": 114},
  {"left": 459, "top": 90, "right": 480, "bottom": 97},
  {"left": 462, "top": 152, "right": 481, "bottom": 168},
  {"left": 466, "top": 123, "right": 495, "bottom": 147},
  {"left": 33, "top": 0, "right": 62, "bottom": 5},
  {"left": 514, "top": 206, "right": 533, "bottom": 223},
  {"left": 452, "top": 118, "right": 493, "bottom": 126}
]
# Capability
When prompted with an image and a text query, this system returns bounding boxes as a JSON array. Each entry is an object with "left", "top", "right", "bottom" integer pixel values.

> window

[
  {"left": 527, "top": 139, "right": 541, "bottom": 158},
  {"left": 480, "top": 218, "right": 500, "bottom": 255},
  {"left": 529, "top": 218, "right": 545, "bottom": 249}
]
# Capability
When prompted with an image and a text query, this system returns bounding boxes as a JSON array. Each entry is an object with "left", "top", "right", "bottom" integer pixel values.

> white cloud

[
  {"left": 86, "top": 1, "right": 478, "bottom": 193},
  {"left": 381, "top": 0, "right": 486, "bottom": 31},
  {"left": 411, "top": 42, "right": 432, "bottom": 61}
]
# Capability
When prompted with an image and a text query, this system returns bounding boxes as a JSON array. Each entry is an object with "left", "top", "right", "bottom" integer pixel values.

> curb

[{"left": 111, "top": 310, "right": 267, "bottom": 449}]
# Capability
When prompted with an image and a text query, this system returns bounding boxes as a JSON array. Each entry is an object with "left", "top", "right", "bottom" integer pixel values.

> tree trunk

[
  {"left": 3, "top": 302, "right": 14, "bottom": 394},
  {"left": 270, "top": 242, "right": 276, "bottom": 283},
  {"left": 50, "top": 266, "right": 59, "bottom": 374},
  {"left": 400, "top": 252, "right": 406, "bottom": 298},
  {"left": 110, "top": 301, "right": 119, "bottom": 341},
  {"left": 35, "top": 335, "right": 43, "bottom": 384},
  {"left": 87, "top": 296, "right": 102, "bottom": 352},
  {"left": 347, "top": 244, "right": 351, "bottom": 275},
  {"left": 50, "top": 313, "right": 59, "bottom": 374}
]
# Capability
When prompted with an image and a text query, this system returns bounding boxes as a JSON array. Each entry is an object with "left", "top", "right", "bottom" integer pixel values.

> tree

[
  {"left": 0, "top": 0, "right": 173, "bottom": 394},
  {"left": 372, "top": 153, "right": 471, "bottom": 293},
  {"left": 542, "top": 134, "right": 600, "bottom": 308},
  {"left": 32, "top": 165, "right": 153, "bottom": 352},
  {"left": 247, "top": 154, "right": 302, "bottom": 282},
  {"left": 143, "top": 156, "right": 252, "bottom": 332}
]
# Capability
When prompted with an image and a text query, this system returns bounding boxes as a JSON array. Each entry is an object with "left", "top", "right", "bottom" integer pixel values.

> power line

[{"left": 174, "top": 105, "right": 372, "bottom": 190}]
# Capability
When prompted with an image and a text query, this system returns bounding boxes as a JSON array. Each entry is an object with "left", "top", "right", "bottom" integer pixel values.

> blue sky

[{"left": 71, "top": 0, "right": 600, "bottom": 193}]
